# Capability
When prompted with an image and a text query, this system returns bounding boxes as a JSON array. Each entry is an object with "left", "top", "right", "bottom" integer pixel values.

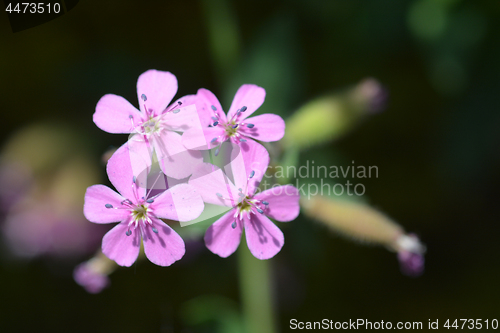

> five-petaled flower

[
  {"left": 189, "top": 142, "right": 300, "bottom": 260},
  {"left": 93, "top": 69, "right": 202, "bottom": 179},
  {"left": 182, "top": 84, "right": 285, "bottom": 156},
  {"left": 83, "top": 145, "right": 204, "bottom": 267}
]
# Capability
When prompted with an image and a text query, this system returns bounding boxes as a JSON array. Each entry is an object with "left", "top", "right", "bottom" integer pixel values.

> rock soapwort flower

[
  {"left": 189, "top": 142, "right": 300, "bottom": 259},
  {"left": 182, "top": 84, "right": 285, "bottom": 156},
  {"left": 93, "top": 69, "right": 202, "bottom": 179},
  {"left": 83, "top": 145, "right": 204, "bottom": 267}
]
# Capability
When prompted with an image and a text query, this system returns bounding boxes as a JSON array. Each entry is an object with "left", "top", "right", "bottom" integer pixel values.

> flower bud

[
  {"left": 301, "top": 195, "right": 425, "bottom": 276},
  {"left": 301, "top": 196, "right": 402, "bottom": 245},
  {"left": 283, "top": 78, "right": 387, "bottom": 150},
  {"left": 74, "top": 251, "right": 117, "bottom": 294}
]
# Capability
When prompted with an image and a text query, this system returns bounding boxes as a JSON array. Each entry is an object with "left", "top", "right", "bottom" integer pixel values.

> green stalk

[{"left": 237, "top": 241, "right": 277, "bottom": 333}]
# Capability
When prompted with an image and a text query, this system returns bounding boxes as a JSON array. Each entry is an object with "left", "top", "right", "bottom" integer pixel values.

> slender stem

[{"left": 237, "top": 241, "right": 277, "bottom": 333}]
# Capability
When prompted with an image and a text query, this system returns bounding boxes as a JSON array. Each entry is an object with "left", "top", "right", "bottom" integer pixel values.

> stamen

[
  {"left": 133, "top": 176, "right": 137, "bottom": 183},
  {"left": 211, "top": 137, "right": 218, "bottom": 143},
  {"left": 215, "top": 147, "right": 220, "bottom": 156},
  {"left": 213, "top": 121, "right": 219, "bottom": 126},
  {"left": 173, "top": 109, "right": 181, "bottom": 114},
  {"left": 246, "top": 124, "right": 254, "bottom": 128},
  {"left": 232, "top": 124, "right": 238, "bottom": 129},
  {"left": 256, "top": 208, "right": 264, "bottom": 214},
  {"left": 105, "top": 204, "right": 113, "bottom": 208},
  {"left": 211, "top": 105, "right": 217, "bottom": 111},
  {"left": 249, "top": 170, "right": 255, "bottom": 178},
  {"left": 121, "top": 199, "right": 133, "bottom": 206},
  {"left": 211, "top": 116, "right": 218, "bottom": 121},
  {"left": 141, "top": 94, "right": 147, "bottom": 101},
  {"left": 126, "top": 230, "right": 132, "bottom": 236},
  {"left": 146, "top": 199, "right": 154, "bottom": 203},
  {"left": 152, "top": 227, "right": 158, "bottom": 234},
  {"left": 239, "top": 139, "right": 247, "bottom": 142},
  {"left": 262, "top": 201, "right": 269, "bottom": 205},
  {"left": 231, "top": 221, "right": 237, "bottom": 229},
  {"left": 216, "top": 193, "right": 223, "bottom": 198},
  {"left": 240, "top": 106, "right": 247, "bottom": 112}
]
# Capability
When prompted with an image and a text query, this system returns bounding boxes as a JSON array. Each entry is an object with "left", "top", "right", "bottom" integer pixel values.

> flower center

[
  {"left": 126, "top": 201, "right": 159, "bottom": 235},
  {"left": 142, "top": 116, "right": 161, "bottom": 135},
  {"left": 104, "top": 198, "right": 158, "bottom": 236},
  {"left": 225, "top": 121, "right": 238, "bottom": 137},
  {"left": 232, "top": 192, "right": 269, "bottom": 228},
  {"left": 132, "top": 204, "right": 148, "bottom": 221},
  {"left": 214, "top": 170, "right": 270, "bottom": 229}
]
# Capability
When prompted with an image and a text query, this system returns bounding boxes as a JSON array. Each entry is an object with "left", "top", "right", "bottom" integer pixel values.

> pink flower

[
  {"left": 93, "top": 69, "right": 202, "bottom": 179},
  {"left": 83, "top": 144, "right": 204, "bottom": 267},
  {"left": 182, "top": 84, "right": 285, "bottom": 156},
  {"left": 189, "top": 142, "right": 300, "bottom": 259}
]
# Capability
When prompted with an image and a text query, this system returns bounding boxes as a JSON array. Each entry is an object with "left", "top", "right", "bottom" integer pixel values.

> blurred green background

[{"left": 1, "top": 0, "right": 500, "bottom": 332}]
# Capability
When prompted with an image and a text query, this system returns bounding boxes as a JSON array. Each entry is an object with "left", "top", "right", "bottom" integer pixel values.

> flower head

[
  {"left": 189, "top": 142, "right": 300, "bottom": 259},
  {"left": 83, "top": 144, "right": 204, "bottom": 266},
  {"left": 93, "top": 69, "right": 202, "bottom": 179},
  {"left": 182, "top": 84, "right": 285, "bottom": 156}
]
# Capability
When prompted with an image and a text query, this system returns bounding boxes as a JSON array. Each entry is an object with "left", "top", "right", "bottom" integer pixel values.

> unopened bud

[
  {"left": 301, "top": 196, "right": 402, "bottom": 246},
  {"left": 283, "top": 78, "right": 387, "bottom": 150},
  {"left": 73, "top": 251, "right": 117, "bottom": 294},
  {"left": 301, "top": 195, "right": 425, "bottom": 276}
]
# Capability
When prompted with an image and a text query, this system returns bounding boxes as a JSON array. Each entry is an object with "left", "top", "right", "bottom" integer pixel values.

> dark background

[{"left": 1, "top": 0, "right": 499, "bottom": 332}]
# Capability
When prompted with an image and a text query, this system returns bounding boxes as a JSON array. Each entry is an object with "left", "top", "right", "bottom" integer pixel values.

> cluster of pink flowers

[{"left": 84, "top": 69, "right": 300, "bottom": 267}]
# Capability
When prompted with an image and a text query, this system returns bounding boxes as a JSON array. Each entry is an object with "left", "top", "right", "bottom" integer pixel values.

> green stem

[{"left": 237, "top": 241, "right": 277, "bottom": 333}]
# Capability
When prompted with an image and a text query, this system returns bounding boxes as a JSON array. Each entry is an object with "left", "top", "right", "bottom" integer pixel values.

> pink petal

[
  {"left": 153, "top": 130, "right": 203, "bottom": 179},
  {"left": 227, "top": 84, "right": 266, "bottom": 120},
  {"left": 84, "top": 185, "right": 129, "bottom": 224},
  {"left": 239, "top": 113, "right": 285, "bottom": 142},
  {"left": 204, "top": 209, "right": 242, "bottom": 258},
  {"left": 231, "top": 140, "right": 270, "bottom": 195},
  {"left": 106, "top": 144, "right": 148, "bottom": 201},
  {"left": 196, "top": 88, "right": 227, "bottom": 125},
  {"left": 244, "top": 213, "right": 284, "bottom": 260},
  {"left": 94, "top": 94, "right": 140, "bottom": 134},
  {"left": 162, "top": 103, "right": 203, "bottom": 133},
  {"left": 188, "top": 163, "right": 238, "bottom": 207},
  {"left": 151, "top": 184, "right": 205, "bottom": 222},
  {"left": 102, "top": 222, "right": 141, "bottom": 267},
  {"left": 254, "top": 185, "right": 300, "bottom": 222},
  {"left": 142, "top": 218, "right": 185, "bottom": 266},
  {"left": 136, "top": 70, "right": 177, "bottom": 114},
  {"left": 181, "top": 126, "right": 225, "bottom": 150}
]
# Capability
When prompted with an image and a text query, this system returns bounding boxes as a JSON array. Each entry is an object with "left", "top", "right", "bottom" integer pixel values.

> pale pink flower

[
  {"left": 93, "top": 69, "right": 202, "bottom": 179},
  {"left": 189, "top": 142, "right": 300, "bottom": 259},
  {"left": 83, "top": 144, "right": 204, "bottom": 267},
  {"left": 182, "top": 84, "right": 285, "bottom": 156}
]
